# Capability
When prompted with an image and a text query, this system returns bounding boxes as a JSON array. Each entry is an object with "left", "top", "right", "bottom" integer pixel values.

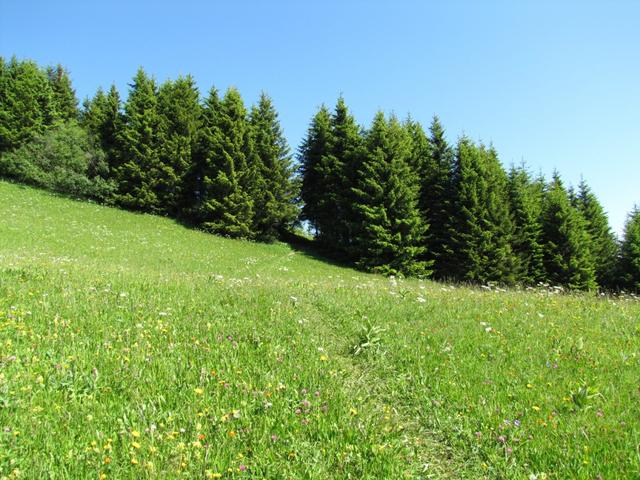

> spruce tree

[
  {"left": 249, "top": 92, "right": 298, "bottom": 241},
  {"left": 115, "top": 68, "right": 162, "bottom": 212},
  {"left": 418, "top": 116, "right": 455, "bottom": 278},
  {"left": 323, "top": 96, "right": 361, "bottom": 252},
  {"left": 574, "top": 179, "right": 618, "bottom": 289},
  {"left": 46, "top": 64, "right": 78, "bottom": 122},
  {"left": 0, "top": 57, "right": 57, "bottom": 153},
  {"left": 194, "top": 87, "right": 254, "bottom": 238},
  {"left": 448, "top": 138, "right": 517, "bottom": 284},
  {"left": 351, "top": 112, "right": 429, "bottom": 276},
  {"left": 298, "top": 106, "right": 332, "bottom": 236},
  {"left": 81, "top": 87, "right": 108, "bottom": 136},
  {"left": 507, "top": 165, "right": 545, "bottom": 284},
  {"left": 540, "top": 173, "right": 596, "bottom": 290},
  {"left": 619, "top": 207, "right": 640, "bottom": 292},
  {"left": 81, "top": 84, "right": 122, "bottom": 183},
  {"left": 157, "top": 75, "right": 201, "bottom": 216}
]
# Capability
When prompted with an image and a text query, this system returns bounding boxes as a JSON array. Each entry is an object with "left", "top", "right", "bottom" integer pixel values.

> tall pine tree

[
  {"left": 540, "top": 173, "right": 596, "bottom": 290},
  {"left": 351, "top": 112, "right": 429, "bottom": 276},
  {"left": 574, "top": 179, "right": 618, "bottom": 289},
  {"left": 298, "top": 105, "right": 332, "bottom": 237},
  {"left": 46, "top": 64, "right": 78, "bottom": 123},
  {"left": 194, "top": 87, "right": 254, "bottom": 237},
  {"left": 619, "top": 207, "right": 640, "bottom": 292},
  {"left": 115, "top": 67, "right": 162, "bottom": 212},
  {"left": 323, "top": 97, "right": 361, "bottom": 252},
  {"left": 249, "top": 92, "right": 298, "bottom": 241},
  {"left": 81, "top": 84, "right": 122, "bottom": 184},
  {"left": 448, "top": 138, "right": 517, "bottom": 284},
  {"left": 157, "top": 75, "right": 201, "bottom": 216},
  {"left": 0, "top": 57, "right": 57, "bottom": 153},
  {"left": 418, "top": 116, "right": 455, "bottom": 278},
  {"left": 507, "top": 165, "right": 545, "bottom": 284}
]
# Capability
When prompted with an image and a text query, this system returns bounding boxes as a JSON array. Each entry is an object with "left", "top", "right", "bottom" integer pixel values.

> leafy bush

[{"left": 0, "top": 122, "right": 115, "bottom": 200}]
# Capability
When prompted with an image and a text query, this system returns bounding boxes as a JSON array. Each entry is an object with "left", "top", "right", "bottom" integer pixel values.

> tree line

[{"left": 1, "top": 56, "right": 638, "bottom": 292}]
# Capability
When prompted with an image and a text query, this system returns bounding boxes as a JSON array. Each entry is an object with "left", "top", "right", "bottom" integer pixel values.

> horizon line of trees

[{"left": 1, "top": 56, "right": 638, "bottom": 292}]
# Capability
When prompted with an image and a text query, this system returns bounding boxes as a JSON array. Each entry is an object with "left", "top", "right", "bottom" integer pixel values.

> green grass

[{"left": 0, "top": 180, "right": 639, "bottom": 479}]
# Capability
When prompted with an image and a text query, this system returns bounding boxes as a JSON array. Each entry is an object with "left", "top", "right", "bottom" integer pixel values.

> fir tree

[
  {"left": 574, "top": 179, "right": 618, "bottom": 289},
  {"left": 81, "top": 84, "right": 122, "bottom": 182},
  {"left": 298, "top": 106, "right": 332, "bottom": 236},
  {"left": 619, "top": 207, "right": 640, "bottom": 292},
  {"left": 323, "top": 96, "right": 361, "bottom": 252},
  {"left": 249, "top": 92, "right": 298, "bottom": 241},
  {"left": 507, "top": 165, "right": 545, "bottom": 284},
  {"left": 114, "top": 68, "right": 162, "bottom": 212},
  {"left": 46, "top": 64, "right": 78, "bottom": 122},
  {"left": 448, "top": 138, "right": 517, "bottom": 284},
  {"left": 351, "top": 112, "right": 429, "bottom": 276},
  {"left": 540, "top": 173, "right": 596, "bottom": 290},
  {"left": 194, "top": 87, "right": 254, "bottom": 237},
  {"left": 157, "top": 75, "right": 201, "bottom": 216},
  {"left": 418, "top": 116, "right": 455, "bottom": 277},
  {"left": 0, "top": 57, "right": 57, "bottom": 153},
  {"left": 81, "top": 87, "right": 108, "bottom": 137}
]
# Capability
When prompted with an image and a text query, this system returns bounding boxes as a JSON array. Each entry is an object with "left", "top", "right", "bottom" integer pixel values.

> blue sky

[{"left": 1, "top": 0, "right": 638, "bottom": 234}]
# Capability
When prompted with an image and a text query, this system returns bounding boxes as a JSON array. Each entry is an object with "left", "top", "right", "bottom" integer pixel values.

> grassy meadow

[{"left": 0, "top": 180, "right": 639, "bottom": 479}]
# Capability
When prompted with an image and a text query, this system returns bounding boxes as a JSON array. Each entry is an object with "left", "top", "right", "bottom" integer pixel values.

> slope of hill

[{"left": 0, "top": 181, "right": 638, "bottom": 479}]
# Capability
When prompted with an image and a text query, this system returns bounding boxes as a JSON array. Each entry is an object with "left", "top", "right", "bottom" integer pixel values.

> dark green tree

[
  {"left": 194, "top": 87, "right": 254, "bottom": 237},
  {"left": 81, "top": 87, "right": 108, "bottom": 136},
  {"left": 157, "top": 75, "right": 201, "bottom": 216},
  {"left": 540, "top": 173, "right": 596, "bottom": 290},
  {"left": 507, "top": 165, "right": 545, "bottom": 284},
  {"left": 0, "top": 57, "right": 57, "bottom": 153},
  {"left": 416, "top": 116, "right": 455, "bottom": 277},
  {"left": 81, "top": 84, "right": 123, "bottom": 181},
  {"left": 574, "top": 179, "right": 618, "bottom": 289},
  {"left": 46, "top": 64, "right": 78, "bottom": 122},
  {"left": 114, "top": 68, "right": 162, "bottom": 212},
  {"left": 448, "top": 138, "right": 518, "bottom": 284},
  {"left": 619, "top": 207, "right": 640, "bottom": 292},
  {"left": 298, "top": 105, "right": 333, "bottom": 236},
  {"left": 322, "top": 96, "right": 361, "bottom": 251},
  {"left": 351, "top": 112, "right": 429, "bottom": 276},
  {"left": 249, "top": 92, "right": 298, "bottom": 241}
]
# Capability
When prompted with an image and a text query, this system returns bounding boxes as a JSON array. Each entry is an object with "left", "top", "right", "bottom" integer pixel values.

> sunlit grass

[{"left": 0, "top": 181, "right": 638, "bottom": 479}]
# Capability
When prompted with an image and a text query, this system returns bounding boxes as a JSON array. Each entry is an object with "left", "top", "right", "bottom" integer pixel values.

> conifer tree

[
  {"left": 448, "top": 138, "right": 517, "bottom": 284},
  {"left": 298, "top": 106, "right": 332, "bottom": 236},
  {"left": 249, "top": 92, "right": 298, "bottom": 241},
  {"left": 81, "top": 84, "right": 122, "bottom": 180},
  {"left": 540, "top": 173, "right": 596, "bottom": 290},
  {"left": 574, "top": 179, "right": 618, "bottom": 289},
  {"left": 115, "top": 68, "right": 162, "bottom": 212},
  {"left": 81, "top": 87, "right": 107, "bottom": 136},
  {"left": 507, "top": 165, "right": 545, "bottom": 284},
  {"left": 403, "top": 116, "right": 428, "bottom": 174},
  {"left": 157, "top": 75, "right": 201, "bottom": 216},
  {"left": 619, "top": 207, "right": 640, "bottom": 292},
  {"left": 0, "top": 57, "right": 57, "bottom": 153},
  {"left": 323, "top": 97, "right": 361, "bottom": 251},
  {"left": 194, "top": 87, "right": 254, "bottom": 237},
  {"left": 417, "top": 116, "right": 455, "bottom": 277},
  {"left": 46, "top": 64, "right": 78, "bottom": 122},
  {"left": 351, "top": 112, "right": 429, "bottom": 276}
]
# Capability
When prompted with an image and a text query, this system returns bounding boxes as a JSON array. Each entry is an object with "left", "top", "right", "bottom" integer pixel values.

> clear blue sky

[{"left": 1, "top": 0, "right": 638, "bottom": 235}]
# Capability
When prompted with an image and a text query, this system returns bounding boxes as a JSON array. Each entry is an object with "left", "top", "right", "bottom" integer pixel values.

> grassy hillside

[{"left": 0, "top": 181, "right": 638, "bottom": 479}]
